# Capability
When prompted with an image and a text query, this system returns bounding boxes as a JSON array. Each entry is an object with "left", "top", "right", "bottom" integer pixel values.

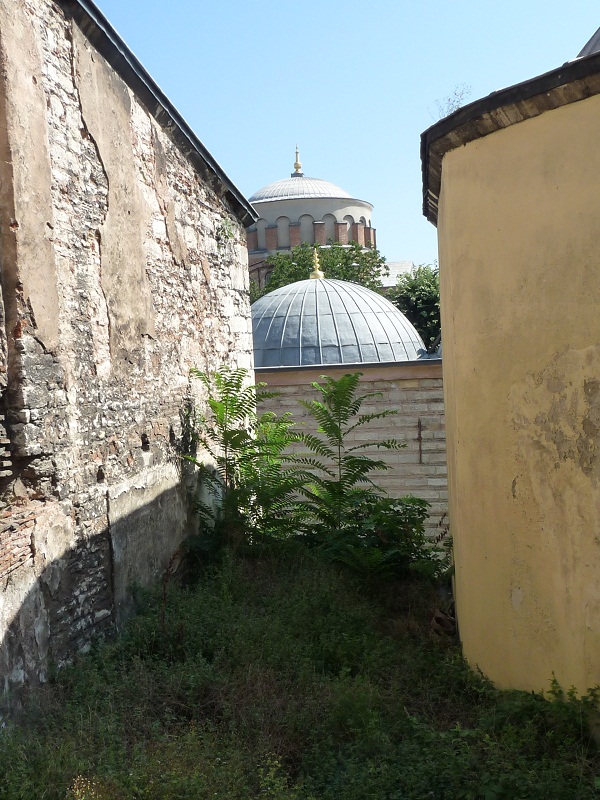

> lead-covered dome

[
  {"left": 249, "top": 175, "right": 354, "bottom": 203},
  {"left": 252, "top": 279, "right": 425, "bottom": 367}
]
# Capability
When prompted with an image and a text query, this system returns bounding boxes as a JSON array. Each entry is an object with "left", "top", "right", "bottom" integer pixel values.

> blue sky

[{"left": 95, "top": 0, "right": 598, "bottom": 266}]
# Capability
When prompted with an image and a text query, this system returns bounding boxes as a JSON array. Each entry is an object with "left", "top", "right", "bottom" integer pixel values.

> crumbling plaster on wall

[
  {"left": 73, "top": 25, "right": 155, "bottom": 356},
  {"left": 435, "top": 89, "right": 600, "bottom": 692},
  {"left": 0, "top": 0, "right": 60, "bottom": 354},
  {"left": 509, "top": 343, "right": 600, "bottom": 687},
  {"left": 1, "top": 500, "right": 78, "bottom": 692},
  {"left": 0, "top": 0, "right": 253, "bottom": 698}
]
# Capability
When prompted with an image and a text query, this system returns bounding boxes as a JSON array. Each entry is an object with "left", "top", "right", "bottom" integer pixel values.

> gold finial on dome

[
  {"left": 310, "top": 248, "right": 324, "bottom": 280},
  {"left": 293, "top": 145, "right": 303, "bottom": 175}
]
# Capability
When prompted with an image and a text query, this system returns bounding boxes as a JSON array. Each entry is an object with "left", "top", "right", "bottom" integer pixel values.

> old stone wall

[
  {"left": 0, "top": 0, "right": 253, "bottom": 701},
  {"left": 256, "top": 362, "right": 447, "bottom": 539}
]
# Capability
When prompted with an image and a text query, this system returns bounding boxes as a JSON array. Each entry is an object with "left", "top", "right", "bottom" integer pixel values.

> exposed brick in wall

[
  {"left": 247, "top": 218, "right": 379, "bottom": 290},
  {"left": 256, "top": 362, "right": 447, "bottom": 538},
  {"left": 351, "top": 222, "right": 365, "bottom": 246},
  {"left": 246, "top": 229, "right": 258, "bottom": 251},
  {"left": 335, "top": 222, "right": 348, "bottom": 245},
  {"left": 248, "top": 220, "right": 378, "bottom": 254},
  {"left": 289, "top": 223, "right": 301, "bottom": 248},
  {"left": 314, "top": 221, "right": 326, "bottom": 245},
  {"left": 0, "top": 0, "right": 253, "bottom": 700},
  {"left": 265, "top": 226, "right": 278, "bottom": 251},
  {"left": 0, "top": 507, "right": 37, "bottom": 581}
]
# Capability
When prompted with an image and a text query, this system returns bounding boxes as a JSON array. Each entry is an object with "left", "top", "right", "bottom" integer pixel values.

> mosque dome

[
  {"left": 252, "top": 277, "right": 425, "bottom": 368},
  {"left": 249, "top": 175, "right": 354, "bottom": 203},
  {"left": 247, "top": 150, "right": 377, "bottom": 291}
]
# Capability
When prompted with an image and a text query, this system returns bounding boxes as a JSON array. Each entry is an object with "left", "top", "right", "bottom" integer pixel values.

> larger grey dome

[
  {"left": 252, "top": 279, "right": 425, "bottom": 367},
  {"left": 249, "top": 175, "right": 354, "bottom": 203}
]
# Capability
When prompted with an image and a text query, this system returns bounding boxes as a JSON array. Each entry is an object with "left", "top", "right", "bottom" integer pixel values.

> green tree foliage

[
  {"left": 295, "top": 372, "right": 436, "bottom": 579},
  {"left": 389, "top": 264, "right": 441, "bottom": 352},
  {"left": 296, "top": 372, "right": 402, "bottom": 532},
  {"left": 185, "top": 367, "right": 306, "bottom": 550},
  {"left": 186, "top": 368, "right": 440, "bottom": 581},
  {"left": 250, "top": 242, "right": 388, "bottom": 302}
]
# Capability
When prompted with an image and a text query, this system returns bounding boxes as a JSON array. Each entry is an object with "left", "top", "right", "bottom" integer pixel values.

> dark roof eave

[
  {"left": 61, "top": 0, "right": 257, "bottom": 226},
  {"left": 254, "top": 357, "right": 441, "bottom": 373},
  {"left": 421, "top": 51, "right": 600, "bottom": 226}
]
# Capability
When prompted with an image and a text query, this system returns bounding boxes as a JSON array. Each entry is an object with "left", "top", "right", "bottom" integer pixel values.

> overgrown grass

[{"left": 0, "top": 547, "right": 598, "bottom": 799}]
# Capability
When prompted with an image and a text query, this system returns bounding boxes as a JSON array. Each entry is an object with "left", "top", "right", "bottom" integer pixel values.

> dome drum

[{"left": 246, "top": 155, "right": 377, "bottom": 287}]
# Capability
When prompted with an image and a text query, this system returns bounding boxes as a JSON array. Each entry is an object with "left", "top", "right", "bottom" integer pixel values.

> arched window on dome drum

[
  {"left": 256, "top": 219, "right": 267, "bottom": 250},
  {"left": 299, "top": 214, "right": 315, "bottom": 245},
  {"left": 344, "top": 215, "right": 354, "bottom": 243},
  {"left": 323, "top": 214, "right": 336, "bottom": 243},
  {"left": 276, "top": 216, "right": 290, "bottom": 249},
  {"left": 359, "top": 216, "right": 367, "bottom": 225}
]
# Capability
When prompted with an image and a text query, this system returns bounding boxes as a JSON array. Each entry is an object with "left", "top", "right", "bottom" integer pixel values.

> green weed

[{"left": 0, "top": 551, "right": 598, "bottom": 798}]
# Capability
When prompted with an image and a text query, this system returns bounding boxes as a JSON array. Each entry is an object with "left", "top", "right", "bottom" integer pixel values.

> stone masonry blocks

[{"left": 0, "top": 0, "right": 253, "bottom": 701}]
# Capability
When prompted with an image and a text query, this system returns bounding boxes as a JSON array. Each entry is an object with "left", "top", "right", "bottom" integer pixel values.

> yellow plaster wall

[{"left": 437, "top": 93, "right": 600, "bottom": 692}]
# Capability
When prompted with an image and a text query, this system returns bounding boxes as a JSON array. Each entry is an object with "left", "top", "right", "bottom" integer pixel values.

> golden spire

[
  {"left": 293, "top": 145, "right": 302, "bottom": 175},
  {"left": 310, "top": 248, "right": 324, "bottom": 279}
]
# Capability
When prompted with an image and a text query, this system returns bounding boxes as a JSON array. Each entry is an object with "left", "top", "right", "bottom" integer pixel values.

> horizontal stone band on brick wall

[{"left": 255, "top": 361, "right": 447, "bottom": 537}]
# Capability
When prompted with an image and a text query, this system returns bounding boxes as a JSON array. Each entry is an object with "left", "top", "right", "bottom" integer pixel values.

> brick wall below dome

[{"left": 247, "top": 220, "right": 377, "bottom": 288}]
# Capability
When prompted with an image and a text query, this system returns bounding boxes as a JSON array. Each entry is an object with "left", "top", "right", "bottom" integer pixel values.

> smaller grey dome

[
  {"left": 252, "top": 279, "right": 425, "bottom": 368},
  {"left": 249, "top": 175, "right": 354, "bottom": 203}
]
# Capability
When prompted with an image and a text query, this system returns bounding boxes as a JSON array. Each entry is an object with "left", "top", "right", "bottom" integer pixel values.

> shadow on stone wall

[{"left": 0, "top": 479, "right": 193, "bottom": 714}]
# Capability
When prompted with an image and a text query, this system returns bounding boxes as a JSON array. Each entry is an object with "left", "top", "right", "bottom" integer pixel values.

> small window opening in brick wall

[{"left": 141, "top": 433, "right": 150, "bottom": 452}]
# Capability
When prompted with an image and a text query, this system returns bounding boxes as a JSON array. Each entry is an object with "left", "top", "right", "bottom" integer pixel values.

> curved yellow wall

[{"left": 438, "top": 93, "right": 600, "bottom": 692}]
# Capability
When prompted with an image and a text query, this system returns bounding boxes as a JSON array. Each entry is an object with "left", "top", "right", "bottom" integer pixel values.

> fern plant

[
  {"left": 186, "top": 367, "right": 305, "bottom": 551},
  {"left": 296, "top": 372, "right": 402, "bottom": 533},
  {"left": 294, "top": 372, "right": 441, "bottom": 579},
  {"left": 183, "top": 368, "right": 441, "bottom": 580}
]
